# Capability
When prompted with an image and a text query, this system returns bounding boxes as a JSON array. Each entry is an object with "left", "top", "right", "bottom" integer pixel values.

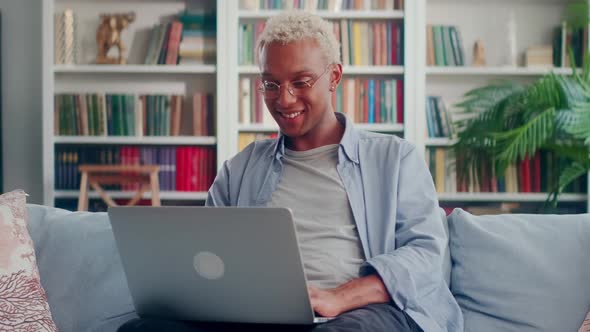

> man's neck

[{"left": 285, "top": 112, "right": 344, "bottom": 151}]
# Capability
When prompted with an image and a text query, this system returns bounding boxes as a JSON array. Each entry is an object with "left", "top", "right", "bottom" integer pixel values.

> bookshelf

[
  {"left": 227, "top": 0, "right": 414, "bottom": 157},
  {"left": 418, "top": 0, "right": 588, "bottom": 213},
  {"left": 41, "top": 0, "right": 588, "bottom": 213},
  {"left": 42, "top": 0, "right": 225, "bottom": 209}
]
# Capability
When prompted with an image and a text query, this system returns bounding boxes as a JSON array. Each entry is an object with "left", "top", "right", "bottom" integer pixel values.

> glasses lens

[{"left": 261, "top": 82, "right": 280, "bottom": 98}]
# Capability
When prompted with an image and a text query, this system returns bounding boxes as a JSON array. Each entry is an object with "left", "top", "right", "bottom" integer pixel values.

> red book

[
  {"left": 374, "top": 80, "right": 381, "bottom": 123},
  {"left": 519, "top": 156, "right": 531, "bottom": 193},
  {"left": 191, "top": 147, "right": 201, "bottom": 191},
  {"left": 165, "top": 21, "right": 183, "bottom": 65},
  {"left": 363, "top": 80, "right": 369, "bottom": 123}
]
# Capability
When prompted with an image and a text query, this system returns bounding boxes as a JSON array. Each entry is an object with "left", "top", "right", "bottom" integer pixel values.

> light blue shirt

[{"left": 206, "top": 113, "right": 463, "bottom": 332}]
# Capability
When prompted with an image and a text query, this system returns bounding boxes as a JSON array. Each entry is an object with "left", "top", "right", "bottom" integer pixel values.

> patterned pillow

[
  {"left": 0, "top": 190, "right": 58, "bottom": 331},
  {"left": 580, "top": 310, "right": 590, "bottom": 332}
]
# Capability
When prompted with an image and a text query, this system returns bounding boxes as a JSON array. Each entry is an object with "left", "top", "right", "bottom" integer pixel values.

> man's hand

[
  {"left": 308, "top": 274, "right": 391, "bottom": 317},
  {"left": 308, "top": 285, "right": 346, "bottom": 317}
]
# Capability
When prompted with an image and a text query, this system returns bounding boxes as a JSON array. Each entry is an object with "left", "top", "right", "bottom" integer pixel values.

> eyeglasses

[{"left": 258, "top": 65, "right": 331, "bottom": 99}]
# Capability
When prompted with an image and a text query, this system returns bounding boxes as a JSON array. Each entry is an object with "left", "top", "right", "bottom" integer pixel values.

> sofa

[{"left": 26, "top": 204, "right": 590, "bottom": 332}]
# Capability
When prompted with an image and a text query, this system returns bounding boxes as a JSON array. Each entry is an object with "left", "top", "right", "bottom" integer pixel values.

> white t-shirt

[{"left": 267, "top": 144, "right": 365, "bottom": 289}]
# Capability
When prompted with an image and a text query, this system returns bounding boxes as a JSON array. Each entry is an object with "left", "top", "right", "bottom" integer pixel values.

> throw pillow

[
  {"left": 0, "top": 190, "right": 58, "bottom": 331},
  {"left": 448, "top": 208, "right": 590, "bottom": 332},
  {"left": 580, "top": 310, "right": 590, "bottom": 332}
]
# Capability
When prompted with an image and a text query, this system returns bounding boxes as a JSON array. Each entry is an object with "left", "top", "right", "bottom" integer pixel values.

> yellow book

[{"left": 353, "top": 22, "right": 362, "bottom": 66}]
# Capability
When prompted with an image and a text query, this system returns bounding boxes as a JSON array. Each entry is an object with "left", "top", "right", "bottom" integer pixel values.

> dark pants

[{"left": 117, "top": 303, "right": 422, "bottom": 332}]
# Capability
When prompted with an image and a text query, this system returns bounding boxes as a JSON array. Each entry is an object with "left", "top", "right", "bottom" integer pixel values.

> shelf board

[
  {"left": 53, "top": 64, "right": 216, "bottom": 74},
  {"left": 425, "top": 138, "right": 457, "bottom": 147},
  {"left": 426, "top": 66, "right": 574, "bottom": 76},
  {"left": 239, "top": 65, "right": 404, "bottom": 75},
  {"left": 437, "top": 192, "right": 587, "bottom": 202},
  {"left": 54, "top": 136, "right": 217, "bottom": 145},
  {"left": 239, "top": 10, "right": 404, "bottom": 19},
  {"left": 54, "top": 190, "right": 208, "bottom": 200}
]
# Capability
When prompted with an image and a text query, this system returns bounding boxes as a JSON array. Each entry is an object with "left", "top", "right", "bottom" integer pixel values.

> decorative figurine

[
  {"left": 96, "top": 12, "right": 136, "bottom": 64},
  {"left": 473, "top": 40, "right": 486, "bottom": 66}
]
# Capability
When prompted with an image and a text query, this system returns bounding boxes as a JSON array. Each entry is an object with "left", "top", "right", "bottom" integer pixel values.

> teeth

[{"left": 282, "top": 112, "right": 301, "bottom": 119}]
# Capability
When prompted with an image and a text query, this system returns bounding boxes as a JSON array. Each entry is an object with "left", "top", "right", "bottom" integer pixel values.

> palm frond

[
  {"left": 547, "top": 161, "right": 590, "bottom": 206},
  {"left": 543, "top": 141, "right": 590, "bottom": 162},
  {"left": 565, "top": 0, "right": 590, "bottom": 30},
  {"left": 454, "top": 81, "right": 524, "bottom": 114},
  {"left": 493, "top": 107, "right": 556, "bottom": 164},
  {"left": 563, "top": 102, "right": 590, "bottom": 144}
]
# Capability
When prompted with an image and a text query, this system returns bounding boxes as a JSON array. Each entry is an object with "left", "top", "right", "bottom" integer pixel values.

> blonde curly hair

[{"left": 257, "top": 11, "right": 341, "bottom": 65}]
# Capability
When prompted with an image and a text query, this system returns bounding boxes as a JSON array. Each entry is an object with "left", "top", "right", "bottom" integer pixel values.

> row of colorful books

[
  {"left": 55, "top": 145, "right": 216, "bottom": 192},
  {"left": 144, "top": 12, "right": 216, "bottom": 65},
  {"left": 427, "top": 148, "right": 587, "bottom": 194},
  {"left": 426, "top": 25, "right": 465, "bottom": 67},
  {"left": 239, "top": 20, "right": 403, "bottom": 66},
  {"left": 426, "top": 96, "right": 453, "bottom": 138},
  {"left": 240, "top": 0, "right": 404, "bottom": 10},
  {"left": 239, "top": 77, "right": 404, "bottom": 125},
  {"left": 54, "top": 93, "right": 215, "bottom": 137},
  {"left": 335, "top": 78, "right": 404, "bottom": 124}
]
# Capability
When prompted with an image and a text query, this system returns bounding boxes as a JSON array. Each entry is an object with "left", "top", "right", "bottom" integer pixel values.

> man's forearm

[{"left": 335, "top": 274, "right": 391, "bottom": 312}]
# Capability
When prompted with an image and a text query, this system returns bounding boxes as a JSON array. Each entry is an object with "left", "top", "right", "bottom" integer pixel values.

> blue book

[{"left": 368, "top": 80, "right": 375, "bottom": 123}]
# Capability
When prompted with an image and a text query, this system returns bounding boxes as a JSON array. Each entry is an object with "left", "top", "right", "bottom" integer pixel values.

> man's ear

[{"left": 330, "top": 63, "right": 343, "bottom": 88}]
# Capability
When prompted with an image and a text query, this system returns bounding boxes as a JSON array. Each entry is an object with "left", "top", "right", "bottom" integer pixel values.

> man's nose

[{"left": 276, "top": 84, "right": 297, "bottom": 107}]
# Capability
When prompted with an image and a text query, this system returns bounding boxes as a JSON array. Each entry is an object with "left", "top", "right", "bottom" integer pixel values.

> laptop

[{"left": 108, "top": 206, "right": 331, "bottom": 325}]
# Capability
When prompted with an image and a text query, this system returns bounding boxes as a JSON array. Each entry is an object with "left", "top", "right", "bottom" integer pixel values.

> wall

[{"left": 1, "top": 0, "right": 43, "bottom": 203}]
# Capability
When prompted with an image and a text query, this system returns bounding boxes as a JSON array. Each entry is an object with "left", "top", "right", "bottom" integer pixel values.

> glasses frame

[{"left": 257, "top": 65, "right": 332, "bottom": 99}]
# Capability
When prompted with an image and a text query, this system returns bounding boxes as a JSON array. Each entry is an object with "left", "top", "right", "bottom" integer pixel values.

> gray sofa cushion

[
  {"left": 448, "top": 208, "right": 590, "bottom": 332},
  {"left": 26, "top": 204, "right": 137, "bottom": 332}
]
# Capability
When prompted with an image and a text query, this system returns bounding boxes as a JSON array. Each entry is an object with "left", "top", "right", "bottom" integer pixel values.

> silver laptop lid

[{"left": 108, "top": 206, "right": 318, "bottom": 325}]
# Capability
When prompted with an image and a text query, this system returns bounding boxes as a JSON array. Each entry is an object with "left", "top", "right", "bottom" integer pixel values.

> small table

[{"left": 77, "top": 164, "right": 161, "bottom": 211}]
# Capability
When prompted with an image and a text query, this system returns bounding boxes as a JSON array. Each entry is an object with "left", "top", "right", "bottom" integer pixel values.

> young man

[{"left": 119, "top": 11, "right": 462, "bottom": 332}]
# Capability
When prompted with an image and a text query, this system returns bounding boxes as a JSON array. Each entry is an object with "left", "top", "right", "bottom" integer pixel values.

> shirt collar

[{"left": 271, "top": 112, "right": 360, "bottom": 164}]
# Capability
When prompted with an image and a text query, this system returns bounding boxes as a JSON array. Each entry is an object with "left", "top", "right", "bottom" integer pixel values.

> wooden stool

[{"left": 78, "top": 164, "right": 161, "bottom": 211}]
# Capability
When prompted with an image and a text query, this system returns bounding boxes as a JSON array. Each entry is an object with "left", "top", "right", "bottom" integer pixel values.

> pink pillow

[
  {"left": 580, "top": 310, "right": 590, "bottom": 332},
  {"left": 0, "top": 190, "right": 58, "bottom": 331}
]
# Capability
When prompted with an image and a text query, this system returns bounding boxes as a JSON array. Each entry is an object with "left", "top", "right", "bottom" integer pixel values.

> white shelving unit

[
  {"left": 238, "top": 9, "right": 405, "bottom": 19},
  {"left": 41, "top": 0, "right": 587, "bottom": 211},
  {"left": 228, "top": 1, "right": 415, "bottom": 156},
  {"left": 53, "top": 136, "right": 217, "bottom": 145},
  {"left": 42, "top": 0, "right": 224, "bottom": 207},
  {"left": 54, "top": 190, "right": 208, "bottom": 201},
  {"left": 418, "top": 0, "right": 587, "bottom": 210},
  {"left": 426, "top": 66, "right": 573, "bottom": 76}
]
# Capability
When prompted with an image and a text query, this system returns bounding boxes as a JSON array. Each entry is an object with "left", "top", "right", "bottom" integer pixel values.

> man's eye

[
  {"left": 292, "top": 81, "right": 311, "bottom": 89},
  {"left": 263, "top": 82, "right": 279, "bottom": 90}
]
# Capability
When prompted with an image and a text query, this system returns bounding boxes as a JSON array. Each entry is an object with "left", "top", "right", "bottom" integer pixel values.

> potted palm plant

[{"left": 452, "top": 0, "right": 590, "bottom": 207}]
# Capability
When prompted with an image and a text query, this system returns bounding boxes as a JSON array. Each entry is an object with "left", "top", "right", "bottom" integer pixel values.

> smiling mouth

[{"left": 280, "top": 111, "right": 303, "bottom": 119}]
